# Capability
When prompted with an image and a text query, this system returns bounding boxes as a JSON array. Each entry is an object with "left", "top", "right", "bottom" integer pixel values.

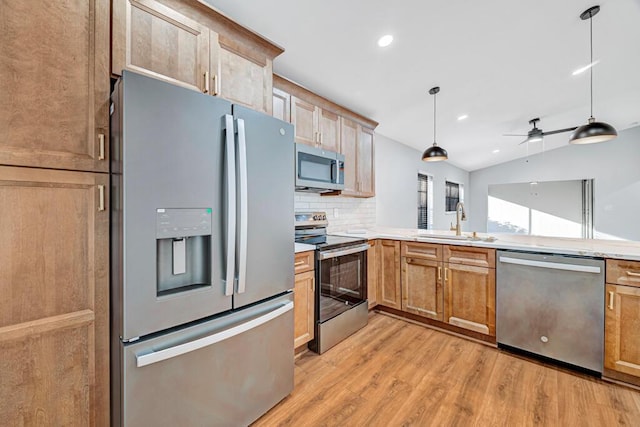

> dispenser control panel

[{"left": 156, "top": 208, "right": 212, "bottom": 238}]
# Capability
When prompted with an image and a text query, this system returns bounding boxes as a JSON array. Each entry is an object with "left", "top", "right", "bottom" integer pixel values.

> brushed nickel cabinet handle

[
  {"left": 204, "top": 71, "right": 210, "bottom": 93},
  {"left": 98, "top": 185, "right": 105, "bottom": 212},
  {"left": 98, "top": 134, "right": 105, "bottom": 160},
  {"left": 626, "top": 271, "right": 640, "bottom": 277},
  {"left": 608, "top": 291, "right": 615, "bottom": 310}
]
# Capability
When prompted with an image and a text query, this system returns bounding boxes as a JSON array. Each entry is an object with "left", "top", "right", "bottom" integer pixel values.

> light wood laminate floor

[{"left": 253, "top": 312, "right": 640, "bottom": 426}]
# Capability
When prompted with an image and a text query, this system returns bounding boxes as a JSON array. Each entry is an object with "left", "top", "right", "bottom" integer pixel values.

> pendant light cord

[
  {"left": 589, "top": 13, "right": 594, "bottom": 119},
  {"left": 433, "top": 92, "right": 437, "bottom": 144}
]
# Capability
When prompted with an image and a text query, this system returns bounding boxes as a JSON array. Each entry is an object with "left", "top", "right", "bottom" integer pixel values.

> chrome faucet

[{"left": 450, "top": 201, "right": 467, "bottom": 236}]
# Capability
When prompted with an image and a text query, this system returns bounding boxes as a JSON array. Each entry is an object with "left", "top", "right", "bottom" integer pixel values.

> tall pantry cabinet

[{"left": 0, "top": 1, "right": 110, "bottom": 425}]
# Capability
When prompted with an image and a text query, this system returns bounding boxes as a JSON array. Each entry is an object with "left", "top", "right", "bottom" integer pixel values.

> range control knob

[{"left": 540, "top": 336, "right": 549, "bottom": 343}]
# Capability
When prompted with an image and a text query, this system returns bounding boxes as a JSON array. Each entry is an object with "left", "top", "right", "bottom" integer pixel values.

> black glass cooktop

[{"left": 295, "top": 234, "right": 367, "bottom": 251}]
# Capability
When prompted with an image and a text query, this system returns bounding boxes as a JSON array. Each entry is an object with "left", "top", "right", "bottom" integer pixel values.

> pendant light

[
  {"left": 569, "top": 5, "right": 617, "bottom": 144},
  {"left": 422, "top": 86, "right": 448, "bottom": 161}
]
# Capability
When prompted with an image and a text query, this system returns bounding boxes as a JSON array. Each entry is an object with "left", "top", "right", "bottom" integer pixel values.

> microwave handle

[{"left": 331, "top": 159, "right": 338, "bottom": 183}]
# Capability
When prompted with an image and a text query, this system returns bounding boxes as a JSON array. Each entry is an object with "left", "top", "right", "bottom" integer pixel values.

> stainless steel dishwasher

[{"left": 496, "top": 250, "right": 605, "bottom": 373}]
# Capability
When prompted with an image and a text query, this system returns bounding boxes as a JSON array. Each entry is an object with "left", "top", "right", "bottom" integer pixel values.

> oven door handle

[{"left": 319, "top": 243, "right": 370, "bottom": 260}]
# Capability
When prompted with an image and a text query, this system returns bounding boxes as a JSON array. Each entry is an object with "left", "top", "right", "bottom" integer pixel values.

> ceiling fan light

[
  {"left": 422, "top": 143, "right": 448, "bottom": 161},
  {"left": 569, "top": 120, "right": 617, "bottom": 144},
  {"left": 527, "top": 135, "right": 543, "bottom": 143}
]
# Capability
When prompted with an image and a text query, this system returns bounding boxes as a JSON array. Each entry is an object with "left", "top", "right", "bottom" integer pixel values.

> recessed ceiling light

[
  {"left": 457, "top": 114, "right": 469, "bottom": 121},
  {"left": 492, "top": 149, "right": 500, "bottom": 154},
  {"left": 572, "top": 60, "right": 599, "bottom": 76},
  {"left": 377, "top": 35, "right": 393, "bottom": 47}
]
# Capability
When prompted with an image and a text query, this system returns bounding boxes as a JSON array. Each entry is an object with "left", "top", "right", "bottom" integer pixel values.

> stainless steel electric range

[{"left": 295, "top": 212, "right": 369, "bottom": 353}]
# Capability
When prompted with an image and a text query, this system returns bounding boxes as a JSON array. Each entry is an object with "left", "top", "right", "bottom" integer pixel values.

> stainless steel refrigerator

[{"left": 110, "top": 71, "right": 294, "bottom": 426}]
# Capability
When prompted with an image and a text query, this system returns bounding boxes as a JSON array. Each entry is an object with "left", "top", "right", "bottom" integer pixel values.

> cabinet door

[
  {"left": 272, "top": 88, "right": 291, "bottom": 122},
  {"left": 0, "top": 0, "right": 109, "bottom": 172},
  {"left": 0, "top": 167, "right": 109, "bottom": 425},
  {"left": 605, "top": 284, "right": 640, "bottom": 378},
  {"left": 357, "top": 126, "right": 375, "bottom": 197},
  {"left": 340, "top": 117, "right": 358, "bottom": 195},
  {"left": 378, "top": 240, "right": 401, "bottom": 310},
  {"left": 291, "top": 96, "right": 317, "bottom": 146},
  {"left": 444, "top": 263, "right": 496, "bottom": 336},
  {"left": 402, "top": 258, "right": 443, "bottom": 320},
  {"left": 217, "top": 42, "right": 273, "bottom": 114},
  {"left": 112, "top": 0, "right": 210, "bottom": 93},
  {"left": 294, "top": 271, "right": 315, "bottom": 348},
  {"left": 367, "top": 240, "right": 379, "bottom": 309},
  {"left": 319, "top": 109, "right": 340, "bottom": 152}
]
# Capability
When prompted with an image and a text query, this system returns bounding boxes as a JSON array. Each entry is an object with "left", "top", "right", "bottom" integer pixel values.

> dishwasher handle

[
  {"left": 136, "top": 302, "right": 293, "bottom": 368},
  {"left": 499, "top": 256, "right": 601, "bottom": 274}
]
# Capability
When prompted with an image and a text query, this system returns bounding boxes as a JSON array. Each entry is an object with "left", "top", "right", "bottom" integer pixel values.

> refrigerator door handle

[
  {"left": 236, "top": 118, "right": 249, "bottom": 294},
  {"left": 223, "top": 114, "right": 237, "bottom": 296},
  {"left": 135, "top": 302, "right": 293, "bottom": 367}
]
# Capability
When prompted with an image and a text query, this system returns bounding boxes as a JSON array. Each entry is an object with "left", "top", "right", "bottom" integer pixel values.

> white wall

[
  {"left": 294, "top": 193, "right": 376, "bottom": 233},
  {"left": 375, "top": 134, "right": 470, "bottom": 230},
  {"left": 469, "top": 125, "right": 640, "bottom": 241}
]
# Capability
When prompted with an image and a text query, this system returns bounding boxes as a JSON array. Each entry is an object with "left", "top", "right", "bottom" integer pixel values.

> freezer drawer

[{"left": 117, "top": 293, "right": 294, "bottom": 426}]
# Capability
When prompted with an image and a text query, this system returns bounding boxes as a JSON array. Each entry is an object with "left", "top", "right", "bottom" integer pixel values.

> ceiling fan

[{"left": 504, "top": 118, "right": 577, "bottom": 145}]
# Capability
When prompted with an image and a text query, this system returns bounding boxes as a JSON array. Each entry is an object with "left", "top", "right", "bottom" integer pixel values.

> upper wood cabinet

[
  {"left": 357, "top": 126, "right": 375, "bottom": 197},
  {"left": 273, "top": 75, "right": 378, "bottom": 197},
  {"left": 0, "top": 166, "right": 109, "bottom": 425},
  {"left": 0, "top": 0, "right": 110, "bottom": 172},
  {"left": 340, "top": 117, "right": 358, "bottom": 194},
  {"left": 378, "top": 240, "right": 401, "bottom": 310},
  {"left": 290, "top": 97, "right": 339, "bottom": 151},
  {"left": 112, "top": 0, "right": 282, "bottom": 114},
  {"left": 272, "top": 88, "right": 291, "bottom": 123},
  {"left": 291, "top": 96, "right": 317, "bottom": 146},
  {"left": 112, "top": 0, "right": 211, "bottom": 93}
]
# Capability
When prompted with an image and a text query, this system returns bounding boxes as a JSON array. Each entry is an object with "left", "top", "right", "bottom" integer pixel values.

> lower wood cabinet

[
  {"left": 377, "top": 240, "right": 401, "bottom": 309},
  {"left": 444, "top": 262, "right": 496, "bottom": 336},
  {"left": 294, "top": 251, "right": 315, "bottom": 349},
  {"left": 0, "top": 166, "right": 109, "bottom": 425},
  {"left": 604, "top": 283, "right": 640, "bottom": 382},
  {"left": 401, "top": 257, "right": 443, "bottom": 320},
  {"left": 367, "top": 240, "right": 379, "bottom": 309}
]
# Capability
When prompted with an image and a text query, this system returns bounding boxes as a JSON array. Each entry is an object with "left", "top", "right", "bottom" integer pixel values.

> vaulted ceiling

[{"left": 204, "top": 0, "right": 640, "bottom": 171}]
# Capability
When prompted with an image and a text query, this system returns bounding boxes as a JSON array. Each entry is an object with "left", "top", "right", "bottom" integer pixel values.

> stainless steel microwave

[{"left": 295, "top": 144, "right": 345, "bottom": 193}]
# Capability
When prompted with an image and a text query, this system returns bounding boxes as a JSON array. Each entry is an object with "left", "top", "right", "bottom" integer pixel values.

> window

[
  {"left": 417, "top": 173, "right": 433, "bottom": 229},
  {"left": 445, "top": 181, "right": 463, "bottom": 213}
]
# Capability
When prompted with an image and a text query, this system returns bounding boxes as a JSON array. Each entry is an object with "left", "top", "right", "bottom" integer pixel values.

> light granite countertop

[
  {"left": 295, "top": 242, "right": 315, "bottom": 254},
  {"left": 332, "top": 227, "right": 640, "bottom": 261}
]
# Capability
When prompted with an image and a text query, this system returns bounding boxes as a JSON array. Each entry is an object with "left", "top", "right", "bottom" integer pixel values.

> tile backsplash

[{"left": 295, "top": 193, "right": 376, "bottom": 233}]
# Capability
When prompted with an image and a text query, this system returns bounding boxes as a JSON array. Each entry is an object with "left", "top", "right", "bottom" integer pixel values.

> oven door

[{"left": 317, "top": 243, "right": 369, "bottom": 323}]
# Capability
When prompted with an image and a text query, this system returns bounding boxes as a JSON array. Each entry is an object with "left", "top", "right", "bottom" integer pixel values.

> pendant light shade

[
  {"left": 569, "top": 5, "right": 617, "bottom": 145},
  {"left": 422, "top": 86, "right": 448, "bottom": 162}
]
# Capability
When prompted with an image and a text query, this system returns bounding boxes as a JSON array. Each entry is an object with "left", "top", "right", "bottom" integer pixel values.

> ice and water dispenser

[{"left": 156, "top": 208, "right": 212, "bottom": 296}]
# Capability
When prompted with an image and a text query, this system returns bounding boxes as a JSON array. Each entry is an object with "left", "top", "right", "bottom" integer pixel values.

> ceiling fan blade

[
  {"left": 503, "top": 133, "right": 528, "bottom": 137},
  {"left": 541, "top": 127, "right": 578, "bottom": 136},
  {"left": 518, "top": 138, "right": 531, "bottom": 145}
]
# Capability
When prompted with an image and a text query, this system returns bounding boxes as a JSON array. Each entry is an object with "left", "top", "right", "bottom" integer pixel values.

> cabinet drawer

[
  {"left": 294, "top": 251, "right": 314, "bottom": 274},
  {"left": 402, "top": 242, "right": 442, "bottom": 261},
  {"left": 607, "top": 259, "right": 640, "bottom": 288},
  {"left": 444, "top": 246, "right": 495, "bottom": 268}
]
